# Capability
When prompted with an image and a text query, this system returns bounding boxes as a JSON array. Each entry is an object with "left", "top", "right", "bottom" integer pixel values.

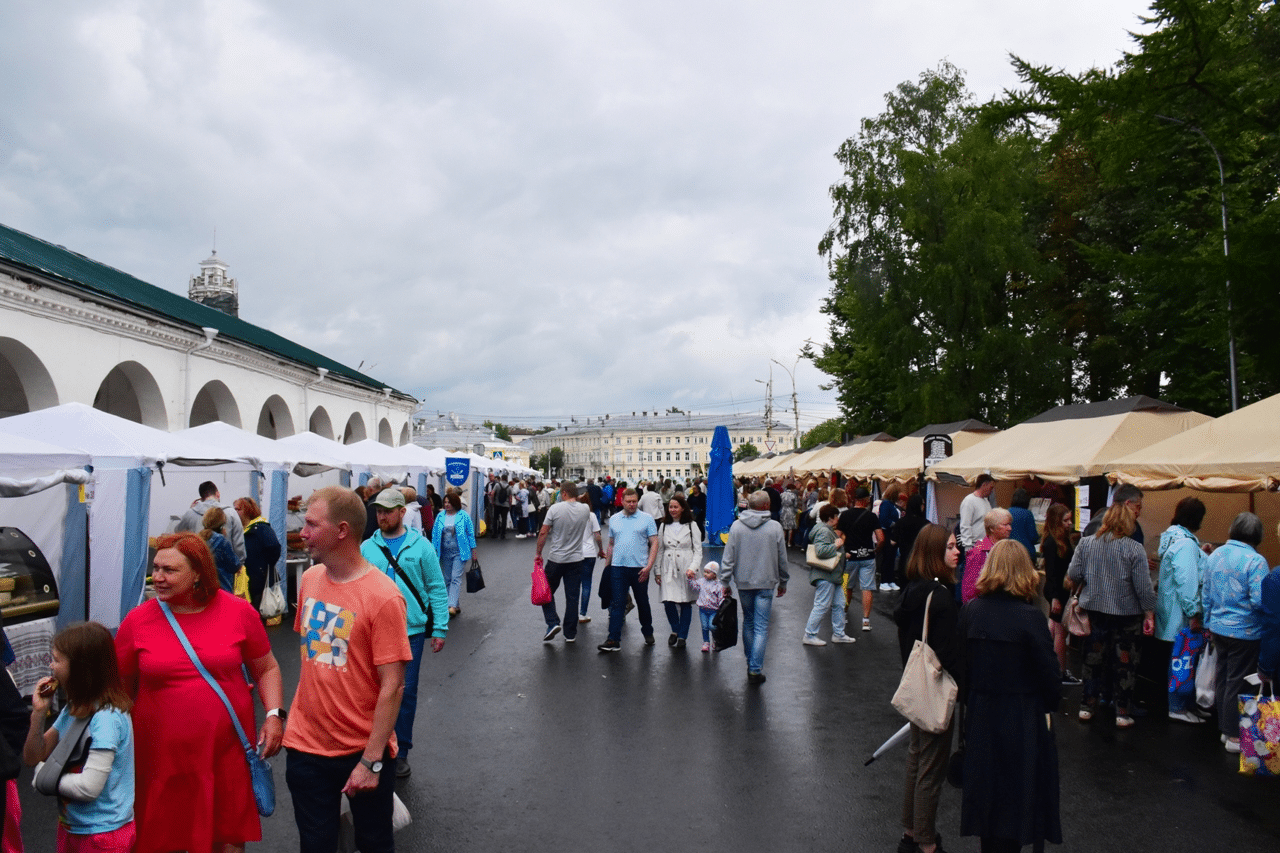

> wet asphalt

[{"left": 15, "top": 533, "right": 1280, "bottom": 853}]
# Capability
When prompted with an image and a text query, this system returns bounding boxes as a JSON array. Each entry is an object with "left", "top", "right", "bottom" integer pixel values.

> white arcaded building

[{"left": 0, "top": 222, "right": 416, "bottom": 441}]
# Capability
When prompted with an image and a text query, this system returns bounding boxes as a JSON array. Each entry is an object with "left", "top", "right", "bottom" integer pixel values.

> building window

[
  {"left": 665, "top": 452, "right": 671, "bottom": 461},
  {"left": 626, "top": 451, "right": 633, "bottom": 462},
  {"left": 627, "top": 437, "right": 631, "bottom": 444}
]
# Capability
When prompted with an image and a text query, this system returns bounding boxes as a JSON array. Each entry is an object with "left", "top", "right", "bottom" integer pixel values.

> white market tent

[
  {"left": 0, "top": 433, "right": 92, "bottom": 497},
  {"left": 0, "top": 403, "right": 246, "bottom": 629}
]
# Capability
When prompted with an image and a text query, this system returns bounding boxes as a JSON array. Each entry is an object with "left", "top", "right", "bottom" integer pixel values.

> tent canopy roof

[
  {"left": 0, "top": 403, "right": 243, "bottom": 468},
  {"left": 928, "top": 398, "right": 1210, "bottom": 485},
  {"left": 1108, "top": 392, "right": 1280, "bottom": 491}
]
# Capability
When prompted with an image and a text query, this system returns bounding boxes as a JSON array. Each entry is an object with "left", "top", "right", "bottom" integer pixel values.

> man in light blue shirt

[{"left": 599, "top": 489, "right": 659, "bottom": 652}]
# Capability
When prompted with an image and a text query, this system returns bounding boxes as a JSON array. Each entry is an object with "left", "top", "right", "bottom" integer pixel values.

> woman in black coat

[
  {"left": 234, "top": 496, "right": 282, "bottom": 609},
  {"left": 893, "top": 523, "right": 961, "bottom": 853},
  {"left": 959, "top": 539, "right": 1062, "bottom": 853}
]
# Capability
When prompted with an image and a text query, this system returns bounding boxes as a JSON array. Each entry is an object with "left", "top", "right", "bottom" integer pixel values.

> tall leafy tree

[
  {"left": 1003, "top": 0, "right": 1280, "bottom": 413},
  {"left": 815, "top": 63, "right": 1064, "bottom": 434}
]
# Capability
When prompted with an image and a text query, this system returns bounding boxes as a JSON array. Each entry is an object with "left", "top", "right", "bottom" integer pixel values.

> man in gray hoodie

[
  {"left": 720, "top": 490, "right": 788, "bottom": 684},
  {"left": 176, "top": 480, "right": 246, "bottom": 564}
]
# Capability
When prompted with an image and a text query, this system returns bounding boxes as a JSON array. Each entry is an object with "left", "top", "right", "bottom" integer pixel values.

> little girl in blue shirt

[{"left": 24, "top": 622, "right": 135, "bottom": 853}]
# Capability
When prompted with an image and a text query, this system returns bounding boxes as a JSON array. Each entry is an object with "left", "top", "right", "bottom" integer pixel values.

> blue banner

[{"left": 445, "top": 457, "right": 471, "bottom": 487}]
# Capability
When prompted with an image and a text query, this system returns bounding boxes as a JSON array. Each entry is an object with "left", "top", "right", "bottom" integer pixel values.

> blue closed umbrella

[{"left": 705, "top": 426, "right": 736, "bottom": 547}]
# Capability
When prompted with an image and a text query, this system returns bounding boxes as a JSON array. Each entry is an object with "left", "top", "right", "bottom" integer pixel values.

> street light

[
  {"left": 1155, "top": 114, "right": 1239, "bottom": 411},
  {"left": 772, "top": 356, "right": 801, "bottom": 449}
]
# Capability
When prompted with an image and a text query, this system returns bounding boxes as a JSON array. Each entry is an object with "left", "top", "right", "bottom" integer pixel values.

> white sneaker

[
  {"left": 1168, "top": 710, "right": 1203, "bottom": 724},
  {"left": 802, "top": 635, "right": 827, "bottom": 646},
  {"left": 878, "top": 583, "right": 893, "bottom": 591},
  {"left": 889, "top": 583, "right": 900, "bottom": 591},
  {"left": 862, "top": 619, "right": 872, "bottom": 632},
  {"left": 831, "top": 633, "right": 857, "bottom": 644}
]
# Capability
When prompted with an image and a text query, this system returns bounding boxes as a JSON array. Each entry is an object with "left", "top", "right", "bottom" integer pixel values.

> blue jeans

[
  {"left": 607, "top": 565, "right": 654, "bottom": 642},
  {"left": 395, "top": 632, "right": 426, "bottom": 755},
  {"left": 441, "top": 541, "right": 463, "bottom": 609},
  {"left": 663, "top": 601, "right": 693, "bottom": 639},
  {"left": 578, "top": 557, "right": 596, "bottom": 617},
  {"left": 738, "top": 588, "right": 775, "bottom": 674},
  {"left": 287, "top": 747, "right": 396, "bottom": 853},
  {"left": 541, "top": 560, "right": 581, "bottom": 639},
  {"left": 805, "top": 579, "right": 847, "bottom": 638},
  {"left": 699, "top": 607, "right": 716, "bottom": 642}
]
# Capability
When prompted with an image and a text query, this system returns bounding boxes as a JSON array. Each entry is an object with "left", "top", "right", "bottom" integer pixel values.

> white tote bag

[{"left": 891, "top": 588, "right": 958, "bottom": 733}]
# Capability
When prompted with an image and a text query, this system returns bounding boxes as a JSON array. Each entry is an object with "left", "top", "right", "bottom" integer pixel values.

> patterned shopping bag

[
  {"left": 1169, "top": 627, "right": 1206, "bottom": 696},
  {"left": 1238, "top": 686, "right": 1280, "bottom": 777}
]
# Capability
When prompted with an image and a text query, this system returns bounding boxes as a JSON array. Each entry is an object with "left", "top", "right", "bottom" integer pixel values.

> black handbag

[
  {"left": 465, "top": 557, "right": 485, "bottom": 593},
  {"left": 711, "top": 595, "right": 738, "bottom": 650}
]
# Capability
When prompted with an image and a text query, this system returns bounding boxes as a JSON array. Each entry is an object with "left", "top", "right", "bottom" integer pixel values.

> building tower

[{"left": 188, "top": 250, "right": 239, "bottom": 317}]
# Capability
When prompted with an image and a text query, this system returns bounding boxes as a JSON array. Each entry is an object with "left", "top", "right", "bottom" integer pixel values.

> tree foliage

[
  {"left": 800, "top": 418, "right": 846, "bottom": 448},
  {"left": 813, "top": 2, "right": 1280, "bottom": 432},
  {"left": 734, "top": 442, "right": 760, "bottom": 463},
  {"left": 483, "top": 420, "right": 512, "bottom": 442}
]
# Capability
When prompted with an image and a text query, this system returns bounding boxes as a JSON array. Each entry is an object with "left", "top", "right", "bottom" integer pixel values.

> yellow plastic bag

[{"left": 234, "top": 566, "right": 251, "bottom": 603}]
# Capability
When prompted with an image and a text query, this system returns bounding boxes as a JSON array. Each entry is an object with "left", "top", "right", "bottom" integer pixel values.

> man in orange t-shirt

[{"left": 283, "top": 487, "right": 412, "bottom": 853}]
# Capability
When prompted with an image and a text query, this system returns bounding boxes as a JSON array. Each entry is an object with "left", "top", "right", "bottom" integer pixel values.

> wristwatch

[
  {"left": 360, "top": 756, "right": 384, "bottom": 773},
  {"left": 265, "top": 708, "right": 288, "bottom": 722}
]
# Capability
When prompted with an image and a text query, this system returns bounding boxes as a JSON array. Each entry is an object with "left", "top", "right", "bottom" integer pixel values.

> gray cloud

[{"left": 0, "top": 0, "right": 1147, "bottom": 429}]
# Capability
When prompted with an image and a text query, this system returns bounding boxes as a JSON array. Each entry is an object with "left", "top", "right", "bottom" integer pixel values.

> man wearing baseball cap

[{"left": 360, "top": 488, "right": 449, "bottom": 778}]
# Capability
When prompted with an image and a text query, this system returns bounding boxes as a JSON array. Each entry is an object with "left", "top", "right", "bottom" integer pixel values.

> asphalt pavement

[{"left": 15, "top": 534, "right": 1280, "bottom": 852}]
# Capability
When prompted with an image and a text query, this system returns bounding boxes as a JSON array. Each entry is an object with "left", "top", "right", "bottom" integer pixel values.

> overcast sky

[{"left": 0, "top": 0, "right": 1152, "bottom": 433}]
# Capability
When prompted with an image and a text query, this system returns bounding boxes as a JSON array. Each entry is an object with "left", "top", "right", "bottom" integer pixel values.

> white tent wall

[
  {"left": 148, "top": 466, "right": 261, "bottom": 536},
  {"left": 88, "top": 467, "right": 131, "bottom": 628},
  {"left": 1, "top": 486, "right": 68, "bottom": 584}
]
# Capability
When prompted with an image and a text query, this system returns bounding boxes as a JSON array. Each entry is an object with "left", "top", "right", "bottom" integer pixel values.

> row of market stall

[
  {"left": 0, "top": 403, "right": 534, "bottom": 655},
  {"left": 735, "top": 395, "right": 1280, "bottom": 567}
]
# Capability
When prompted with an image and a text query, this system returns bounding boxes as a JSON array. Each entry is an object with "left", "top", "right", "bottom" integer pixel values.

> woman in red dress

[{"left": 116, "top": 532, "right": 285, "bottom": 853}]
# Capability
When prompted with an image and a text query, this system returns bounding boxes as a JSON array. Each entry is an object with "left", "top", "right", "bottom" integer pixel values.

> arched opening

[
  {"left": 343, "top": 412, "right": 366, "bottom": 444},
  {"left": 190, "top": 380, "right": 242, "bottom": 428},
  {"left": 256, "top": 395, "right": 296, "bottom": 438},
  {"left": 398, "top": 423, "right": 410, "bottom": 446},
  {"left": 378, "top": 418, "right": 393, "bottom": 446},
  {"left": 0, "top": 337, "right": 58, "bottom": 417},
  {"left": 93, "top": 361, "right": 167, "bottom": 428},
  {"left": 309, "top": 406, "right": 334, "bottom": 440}
]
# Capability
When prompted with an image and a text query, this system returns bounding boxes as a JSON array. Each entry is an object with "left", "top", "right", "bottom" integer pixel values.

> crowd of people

[{"left": 7, "top": 466, "right": 1280, "bottom": 853}]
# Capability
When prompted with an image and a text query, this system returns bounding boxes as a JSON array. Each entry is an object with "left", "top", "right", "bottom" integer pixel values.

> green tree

[
  {"left": 800, "top": 418, "right": 846, "bottom": 447},
  {"left": 482, "top": 420, "right": 512, "bottom": 441},
  {"left": 734, "top": 442, "right": 760, "bottom": 462},
  {"left": 548, "top": 446, "right": 564, "bottom": 472},
  {"left": 1001, "top": 0, "right": 1280, "bottom": 412},
  {"left": 815, "top": 62, "right": 1065, "bottom": 434}
]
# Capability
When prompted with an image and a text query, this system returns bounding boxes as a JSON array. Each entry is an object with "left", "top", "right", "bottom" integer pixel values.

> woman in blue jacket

[
  {"left": 1154, "top": 497, "right": 1207, "bottom": 723},
  {"left": 1203, "top": 512, "right": 1270, "bottom": 753},
  {"left": 432, "top": 491, "right": 478, "bottom": 617}
]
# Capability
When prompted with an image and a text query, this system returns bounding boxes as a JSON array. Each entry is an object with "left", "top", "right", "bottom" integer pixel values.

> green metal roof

[{"left": 0, "top": 222, "right": 413, "bottom": 400}]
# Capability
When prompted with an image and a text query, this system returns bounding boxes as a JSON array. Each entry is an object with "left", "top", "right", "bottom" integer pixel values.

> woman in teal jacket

[
  {"left": 1154, "top": 497, "right": 1207, "bottom": 723},
  {"left": 433, "top": 491, "right": 478, "bottom": 617}
]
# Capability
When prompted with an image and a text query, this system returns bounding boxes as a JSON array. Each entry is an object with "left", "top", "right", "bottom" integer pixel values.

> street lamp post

[
  {"left": 772, "top": 357, "right": 800, "bottom": 449},
  {"left": 1156, "top": 114, "right": 1239, "bottom": 411}
]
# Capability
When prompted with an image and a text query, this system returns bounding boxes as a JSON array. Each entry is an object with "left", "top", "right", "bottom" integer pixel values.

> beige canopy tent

[
  {"left": 843, "top": 420, "right": 999, "bottom": 484},
  {"left": 809, "top": 433, "right": 896, "bottom": 477},
  {"left": 748, "top": 441, "right": 842, "bottom": 478},
  {"left": 1106, "top": 393, "right": 1280, "bottom": 565},
  {"left": 927, "top": 397, "right": 1211, "bottom": 486},
  {"left": 1107, "top": 392, "right": 1280, "bottom": 492}
]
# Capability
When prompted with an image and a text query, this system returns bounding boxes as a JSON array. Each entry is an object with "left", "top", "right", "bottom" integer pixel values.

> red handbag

[{"left": 531, "top": 558, "right": 553, "bottom": 606}]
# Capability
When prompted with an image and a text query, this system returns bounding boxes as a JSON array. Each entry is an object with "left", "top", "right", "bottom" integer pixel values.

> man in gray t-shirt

[{"left": 536, "top": 481, "right": 591, "bottom": 643}]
